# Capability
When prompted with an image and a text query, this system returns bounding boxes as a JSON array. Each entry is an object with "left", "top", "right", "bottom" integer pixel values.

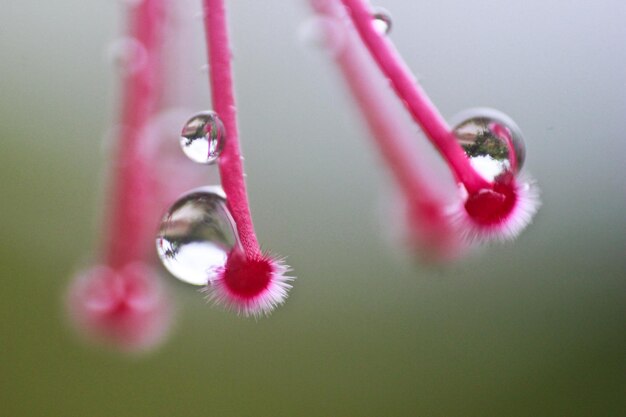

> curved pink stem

[
  {"left": 340, "top": 0, "right": 490, "bottom": 194},
  {"left": 335, "top": 27, "right": 435, "bottom": 204},
  {"left": 309, "top": 0, "right": 465, "bottom": 258},
  {"left": 202, "top": 0, "right": 261, "bottom": 258},
  {"left": 106, "top": 0, "right": 166, "bottom": 268}
]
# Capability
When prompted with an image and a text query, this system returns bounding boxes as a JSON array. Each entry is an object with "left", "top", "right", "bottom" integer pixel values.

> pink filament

[
  {"left": 309, "top": 0, "right": 464, "bottom": 258},
  {"left": 106, "top": 0, "right": 166, "bottom": 268},
  {"left": 202, "top": 0, "right": 261, "bottom": 258},
  {"left": 340, "top": 0, "right": 490, "bottom": 194}
]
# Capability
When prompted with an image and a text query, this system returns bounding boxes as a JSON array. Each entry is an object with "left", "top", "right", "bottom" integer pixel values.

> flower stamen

[{"left": 200, "top": 0, "right": 292, "bottom": 315}]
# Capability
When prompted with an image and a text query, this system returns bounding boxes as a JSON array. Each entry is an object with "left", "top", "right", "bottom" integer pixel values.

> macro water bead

[
  {"left": 180, "top": 111, "right": 225, "bottom": 164},
  {"left": 451, "top": 108, "right": 526, "bottom": 181},
  {"left": 156, "top": 187, "right": 239, "bottom": 286},
  {"left": 372, "top": 8, "right": 392, "bottom": 34}
]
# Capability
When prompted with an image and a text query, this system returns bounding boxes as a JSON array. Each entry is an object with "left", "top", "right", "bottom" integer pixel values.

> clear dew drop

[
  {"left": 180, "top": 111, "right": 225, "bottom": 164},
  {"left": 372, "top": 8, "right": 392, "bottom": 35},
  {"left": 140, "top": 109, "right": 218, "bottom": 202},
  {"left": 156, "top": 187, "right": 238, "bottom": 286},
  {"left": 451, "top": 108, "right": 526, "bottom": 182}
]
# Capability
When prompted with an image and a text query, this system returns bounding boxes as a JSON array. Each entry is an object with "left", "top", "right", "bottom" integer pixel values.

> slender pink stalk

[
  {"left": 67, "top": 0, "right": 172, "bottom": 352},
  {"left": 309, "top": 0, "right": 466, "bottom": 259},
  {"left": 200, "top": 0, "right": 292, "bottom": 316},
  {"left": 106, "top": 0, "right": 167, "bottom": 268},
  {"left": 202, "top": 0, "right": 260, "bottom": 258},
  {"left": 340, "top": 0, "right": 489, "bottom": 194},
  {"left": 338, "top": 0, "right": 539, "bottom": 241}
]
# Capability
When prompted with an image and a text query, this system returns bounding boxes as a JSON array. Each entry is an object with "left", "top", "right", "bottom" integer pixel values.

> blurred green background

[{"left": 1, "top": 1, "right": 624, "bottom": 416}]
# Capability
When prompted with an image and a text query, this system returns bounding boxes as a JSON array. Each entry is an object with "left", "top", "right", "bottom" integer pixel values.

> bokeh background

[{"left": 1, "top": 0, "right": 624, "bottom": 416}]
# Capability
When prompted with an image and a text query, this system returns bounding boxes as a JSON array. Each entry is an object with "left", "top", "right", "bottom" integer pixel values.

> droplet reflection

[
  {"left": 180, "top": 111, "right": 225, "bottom": 164},
  {"left": 451, "top": 108, "right": 526, "bottom": 181},
  {"left": 156, "top": 187, "right": 238, "bottom": 286}
]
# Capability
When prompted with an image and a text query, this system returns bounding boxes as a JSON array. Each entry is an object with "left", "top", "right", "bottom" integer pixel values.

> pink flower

[
  {"left": 67, "top": 263, "right": 172, "bottom": 352},
  {"left": 316, "top": 0, "right": 540, "bottom": 251},
  {"left": 195, "top": 0, "right": 293, "bottom": 315},
  {"left": 204, "top": 249, "right": 292, "bottom": 317},
  {"left": 308, "top": 0, "right": 470, "bottom": 261},
  {"left": 65, "top": 0, "right": 175, "bottom": 352},
  {"left": 68, "top": 0, "right": 542, "bottom": 349},
  {"left": 449, "top": 172, "right": 540, "bottom": 242}
]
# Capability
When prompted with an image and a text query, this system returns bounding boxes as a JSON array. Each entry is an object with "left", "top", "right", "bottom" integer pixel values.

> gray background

[{"left": 1, "top": 0, "right": 624, "bottom": 416}]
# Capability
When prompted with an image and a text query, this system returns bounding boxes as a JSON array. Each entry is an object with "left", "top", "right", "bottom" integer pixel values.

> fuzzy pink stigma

[
  {"left": 204, "top": 249, "right": 292, "bottom": 317},
  {"left": 450, "top": 174, "right": 541, "bottom": 242},
  {"left": 66, "top": 263, "right": 172, "bottom": 352},
  {"left": 464, "top": 174, "right": 518, "bottom": 226}
]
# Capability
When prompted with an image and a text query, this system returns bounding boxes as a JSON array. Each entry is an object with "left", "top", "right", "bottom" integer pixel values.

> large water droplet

[
  {"left": 372, "top": 8, "right": 392, "bottom": 35},
  {"left": 451, "top": 108, "right": 525, "bottom": 181},
  {"left": 156, "top": 187, "right": 238, "bottom": 286},
  {"left": 180, "top": 111, "right": 225, "bottom": 164}
]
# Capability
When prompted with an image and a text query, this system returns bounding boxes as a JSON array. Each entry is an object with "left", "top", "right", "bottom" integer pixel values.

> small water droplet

[
  {"left": 140, "top": 109, "right": 218, "bottom": 202},
  {"left": 451, "top": 108, "right": 526, "bottom": 181},
  {"left": 372, "top": 8, "right": 392, "bottom": 35},
  {"left": 180, "top": 111, "right": 225, "bottom": 164},
  {"left": 106, "top": 37, "right": 148, "bottom": 75},
  {"left": 156, "top": 187, "right": 239, "bottom": 286}
]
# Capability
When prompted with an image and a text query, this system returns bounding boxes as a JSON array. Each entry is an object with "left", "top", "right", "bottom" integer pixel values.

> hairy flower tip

[
  {"left": 203, "top": 249, "right": 293, "bottom": 317},
  {"left": 448, "top": 173, "right": 541, "bottom": 243},
  {"left": 66, "top": 263, "right": 173, "bottom": 353}
]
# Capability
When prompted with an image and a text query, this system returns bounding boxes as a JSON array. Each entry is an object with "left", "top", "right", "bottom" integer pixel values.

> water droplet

[
  {"left": 156, "top": 187, "right": 239, "bottom": 286},
  {"left": 372, "top": 8, "right": 392, "bottom": 35},
  {"left": 180, "top": 111, "right": 225, "bottom": 164},
  {"left": 140, "top": 109, "right": 218, "bottom": 204},
  {"left": 451, "top": 108, "right": 525, "bottom": 181},
  {"left": 106, "top": 37, "right": 148, "bottom": 75}
]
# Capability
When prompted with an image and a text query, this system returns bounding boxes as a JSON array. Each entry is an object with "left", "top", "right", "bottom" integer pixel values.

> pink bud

[
  {"left": 204, "top": 249, "right": 293, "bottom": 317},
  {"left": 449, "top": 175, "right": 541, "bottom": 242},
  {"left": 66, "top": 263, "right": 173, "bottom": 352}
]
